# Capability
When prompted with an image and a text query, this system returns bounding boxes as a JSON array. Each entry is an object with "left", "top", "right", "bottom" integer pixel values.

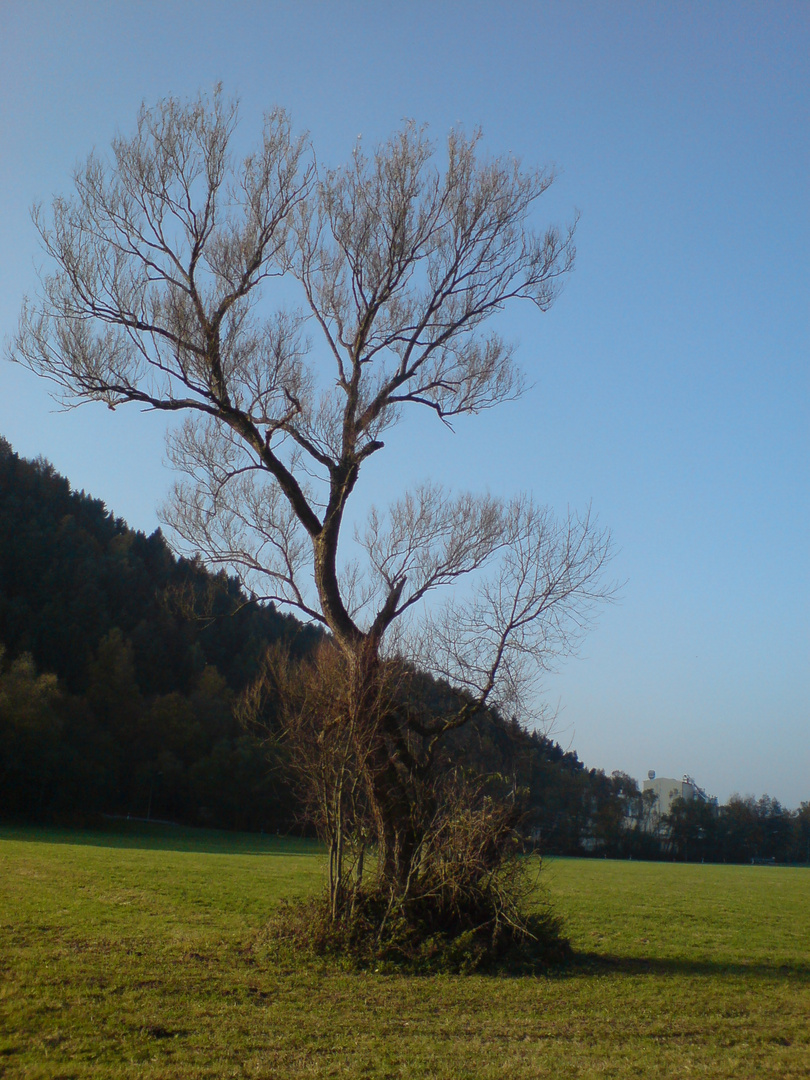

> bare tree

[{"left": 11, "top": 89, "right": 613, "bottom": 956}]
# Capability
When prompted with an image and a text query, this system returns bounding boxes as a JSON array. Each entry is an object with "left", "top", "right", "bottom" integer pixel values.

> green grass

[{"left": 1, "top": 823, "right": 808, "bottom": 1078}]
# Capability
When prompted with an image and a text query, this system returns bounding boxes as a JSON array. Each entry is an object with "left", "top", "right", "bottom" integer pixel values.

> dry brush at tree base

[
  {"left": 10, "top": 89, "right": 614, "bottom": 963},
  {"left": 243, "top": 643, "right": 573, "bottom": 969}
]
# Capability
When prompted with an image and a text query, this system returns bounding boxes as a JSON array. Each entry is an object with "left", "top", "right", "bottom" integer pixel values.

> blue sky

[{"left": 1, "top": 1, "right": 807, "bottom": 805}]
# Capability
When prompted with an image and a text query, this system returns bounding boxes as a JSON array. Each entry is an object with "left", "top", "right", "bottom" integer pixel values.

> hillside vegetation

[
  {"left": 0, "top": 440, "right": 594, "bottom": 845},
  {"left": 2, "top": 438, "right": 808, "bottom": 863}
]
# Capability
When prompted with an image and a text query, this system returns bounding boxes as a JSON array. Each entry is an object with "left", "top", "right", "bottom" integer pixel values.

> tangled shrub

[
  {"left": 273, "top": 780, "right": 570, "bottom": 973},
  {"left": 247, "top": 645, "right": 570, "bottom": 971}
]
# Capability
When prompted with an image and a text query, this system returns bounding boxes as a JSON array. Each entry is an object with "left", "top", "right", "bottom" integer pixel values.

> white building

[
  {"left": 642, "top": 773, "right": 708, "bottom": 817},
  {"left": 639, "top": 773, "right": 713, "bottom": 839}
]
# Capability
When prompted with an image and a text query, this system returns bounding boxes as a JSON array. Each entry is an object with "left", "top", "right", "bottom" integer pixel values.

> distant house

[{"left": 642, "top": 774, "right": 708, "bottom": 816}]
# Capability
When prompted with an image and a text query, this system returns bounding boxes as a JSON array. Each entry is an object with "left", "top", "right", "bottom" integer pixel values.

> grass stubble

[{"left": 1, "top": 822, "right": 808, "bottom": 1078}]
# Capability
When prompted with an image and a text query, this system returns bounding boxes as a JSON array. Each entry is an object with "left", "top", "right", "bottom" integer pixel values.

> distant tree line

[
  {"left": 0, "top": 439, "right": 807, "bottom": 864},
  {"left": 664, "top": 791, "right": 810, "bottom": 865}
]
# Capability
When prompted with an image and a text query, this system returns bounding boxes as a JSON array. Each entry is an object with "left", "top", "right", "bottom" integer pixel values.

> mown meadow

[{"left": 1, "top": 822, "right": 808, "bottom": 1078}]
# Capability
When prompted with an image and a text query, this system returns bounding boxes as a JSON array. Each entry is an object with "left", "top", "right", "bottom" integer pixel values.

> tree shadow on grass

[
  {"left": 0, "top": 820, "right": 323, "bottom": 857},
  {"left": 565, "top": 951, "right": 810, "bottom": 980}
]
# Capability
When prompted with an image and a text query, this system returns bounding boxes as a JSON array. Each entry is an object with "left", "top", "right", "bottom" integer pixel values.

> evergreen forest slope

[
  {"left": 0, "top": 438, "right": 592, "bottom": 843},
  {"left": 3, "top": 438, "right": 805, "bottom": 862}
]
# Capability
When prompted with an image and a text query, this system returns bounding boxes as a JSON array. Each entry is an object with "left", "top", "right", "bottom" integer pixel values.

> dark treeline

[
  {"left": 1, "top": 438, "right": 807, "bottom": 863},
  {"left": 664, "top": 790, "right": 810, "bottom": 866},
  {"left": 0, "top": 437, "right": 318, "bottom": 830}
]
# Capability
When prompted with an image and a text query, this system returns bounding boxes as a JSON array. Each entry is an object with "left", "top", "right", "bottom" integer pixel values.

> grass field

[{"left": 1, "top": 822, "right": 808, "bottom": 1078}]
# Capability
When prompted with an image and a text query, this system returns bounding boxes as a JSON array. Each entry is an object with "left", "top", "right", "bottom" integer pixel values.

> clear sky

[{"left": 1, "top": 1, "right": 807, "bottom": 806}]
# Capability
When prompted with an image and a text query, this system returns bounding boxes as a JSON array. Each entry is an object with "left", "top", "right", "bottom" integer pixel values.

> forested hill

[
  {"left": 0, "top": 436, "right": 318, "bottom": 696},
  {"left": 3, "top": 439, "right": 807, "bottom": 864},
  {"left": 0, "top": 437, "right": 595, "bottom": 843},
  {"left": 0, "top": 436, "right": 319, "bottom": 828}
]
